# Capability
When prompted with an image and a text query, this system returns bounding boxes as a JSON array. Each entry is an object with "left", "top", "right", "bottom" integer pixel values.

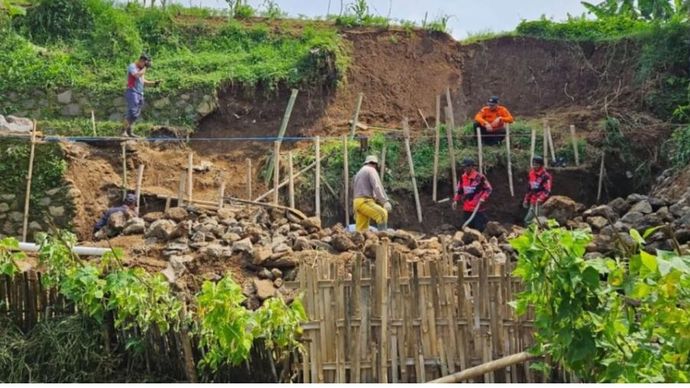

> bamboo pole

[
  {"left": 444, "top": 106, "right": 458, "bottom": 192},
  {"left": 254, "top": 156, "right": 327, "bottom": 202},
  {"left": 547, "top": 126, "right": 557, "bottom": 162},
  {"left": 597, "top": 152, "right": 606, "bottom": 202},
  {"left": 433, "top": 94, "right": 441, "bottom": 203},
  {"left": 246, "top": 158, "right": 252, "bottom": 200},
  {"left": 91, "top": 110, "right": 97, "bottom": 136},
  {"left": 177, "top": 171, "right": 185, "bottom": 206},
  {"left": 187, "top": 152, "right": 193, "bottom": 203},
  {"left": 134, "top": 164, "right": 145, "bottom": 216},
  {"left": 530, "top": 128, "right": 536, "bottom": 168},
  {"left": 380, "top": 144, "right": 387, "bottom": 178},
  {"left": 570, "top": 125, "right": 580, "bottom": 166},
  {"left": 506, "top": 123, "right": 514, "bottom": 197},
  {"left": 542, "top": 120, "right": 549, "bottom": 168},
  {"left": 429, "top": 351, "right": 536, "bottom": 383},
  {"left": 418, "top": 108, "right": 431, "bottom": 130},
  {"left": 445, "top": 87, "right": 456, "bottom": 132},
  {"left": 476, "top": 127, "right": 484, "bottom": 174},
  {"left": 288, "top": 151, "right": 295, "bottom": 209},
  {"left": 403, "top": 119, "right": 423, "bottom": 223},
  {"left": 315, "top": 136, "right": 321, "bottom": 219},
  {"left": 267, "top": 88, "right": 299, "bottom": 183},
  {"left": 218, "top": 182, "right": 226, "bottom": 209},
  {"left": 349, "top": 92, "right": 364, "bottom": 139},
  {"left": 21, "top": 122, "right": 37, "bottom": 243},
  {"left": 273, "top": 141, "right": 280, "bottom": 205},
  {"left": 121, "top": 144, "right": 127, "bottom": 200},
  {"left": 342, "top": 135, "right": 350, "bottom": 226}
]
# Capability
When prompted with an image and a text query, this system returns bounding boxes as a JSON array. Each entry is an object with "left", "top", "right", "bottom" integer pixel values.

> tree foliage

[{"left": 581, "top": 0, "right": 688, "bottom": 20}]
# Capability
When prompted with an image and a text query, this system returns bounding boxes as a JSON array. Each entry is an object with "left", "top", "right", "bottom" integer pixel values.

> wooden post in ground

[
  {"left": 380, "top": 143, "right": 387, "bottom": 178},
  {"left": 349, "top": 92, "right": 364, "bottom": 139},
  {"left": 21, "top": 122, "right": 37, "bottom": 242},
  {"left": 570, "top": 124, "right": 580, "bottom": 166},
  {"left": 91, "top": 111, "right": 97, "bottom": 136},
  {"left": 177, "top": 171, "right": 185, "bottom": 206},
  {"left": 547, "top": 126, "right": 557, "bottom": 163},
  {"left": 505, "top": 124, "right": 514, "bottom": 197},
  {"left": 403, "top": 119, "right": 423, "bottom": 223},
  {"left": 376, "top": 240, "right": 390, "bottom": 383},
  {"left": 315, "top": 136, "right": 321, "bottom": 219},
  {"left": 187, "top": 152, "right": 193, "bottom": 204},
  {"left": 218, "top": 181, "right": 226, "bottom": 209},
  {"left": 542, "top": 120, "right": 549, "bottom": 168},
  {"left": 273, "top": 141, "right": 280, "bottom": 205},
  {"left": 267, "top": 88, "right": 299, "bottom": 183},
  {"left": 433, "top": 94, "right": 441, "bottom": 202},
  {"left": 418, "top": 108, "right": 431, "bottom": 129},
  {"left": 342, "top": 135, "right": 350, "bottom": 226},
  {"left": 121, "top": 144, "right": 127, "bottom": 200},
  {"left": 476, "top": 127, "right": 484, "bottom": 174},
  {"left": 530, "top": 128, "right": 536, "bottom": 168},
  {"left": 597, "top": 152, "right": 606, "bottom": 202},
  {"left": 445, "top": 87, "right": 456, "bottom": 132},
  {"left": 288, "top": 152, "right": 295, "bottom": 209},
  {"left": 444, "top": 106, "right": 458, "bottom": 192},
  {"left": 134, "top": 164, "right": 145, "bottom": 216},
  {"left": 246, "top": 158, "right": 252, "bottom": 200}
]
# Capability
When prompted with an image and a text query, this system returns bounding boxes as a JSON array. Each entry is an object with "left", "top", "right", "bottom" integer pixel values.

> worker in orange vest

[
  {"left": 474, "top": 96, "right": 514, "bottom": 146},
  {"left": 452, "top": 159, "right": 492, "bottom": 231}
]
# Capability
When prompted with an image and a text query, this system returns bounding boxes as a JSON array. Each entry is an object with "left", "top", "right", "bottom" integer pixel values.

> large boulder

[
  {"left": 629, "top": 200, "right": 653, "bottom": 215},
  {"left": 145, "top": 219, "right": 177, "bottom": 240},
  {"left": 332, "top": 234, "right": 356, "bottom": 252},
  {"left": 541, "top": 196, "right": 579, "bottom": 225},
  {"left": 607, "top": 197, "right": 631, "bottom": 216},
  {"left": 484, "top": 221, "right": 507, "bottom": 238},
  {"left": 583, "top": 205, "right": 618, "bottom": 221},
  {"left": 122, "top": 217, "right": 145, "bottom": 235},
  {"left": 165, "top": 207, "right": 189, "bottom": 222},
  {"left": 621, "top": 211, "right": 645, "bottom": 226},
  {"left": 253, "top": 279, "right": 276, "bottom": 301}
]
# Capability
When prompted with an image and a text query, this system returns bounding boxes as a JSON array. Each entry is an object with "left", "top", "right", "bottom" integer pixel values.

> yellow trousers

[{"left": 353, "top": 197, "right": 388, "bottom": 232}]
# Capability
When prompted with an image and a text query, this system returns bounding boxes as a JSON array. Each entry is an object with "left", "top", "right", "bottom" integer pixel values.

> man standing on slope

[
  {"left": 452, "top": 159, "right": 492, "bottom": 231},
  {"left": 474, "top": 96, "right": 514, "bottom": 146},
  {"left": 352, "top": 155, "right": 392, "bottom": 232},
  {"left": 122, "top": 53, "right": 161, "bottom": 138},
  {"left": 523, "top": 156, "right": 552, "bottom": 225}
]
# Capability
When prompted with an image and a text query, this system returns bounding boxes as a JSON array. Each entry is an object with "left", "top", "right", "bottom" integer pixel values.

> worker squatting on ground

[
  {"left": 121, "top": 53, "right": 161, "bottom": 138},
  {"left": 474, "top": 96, "right": 514, "bottom": 146},
  {"left": 352, "top": 155, "right": 392, "bottom": 232},
  {"left": 93, "top": 194, "right": 136, "bottom": 237},
  {"left": 523, "top": 156, "right": 553, "bottom": 225},
  {"left": 452, "top": 159, "right": 493, "bottom": 231}
]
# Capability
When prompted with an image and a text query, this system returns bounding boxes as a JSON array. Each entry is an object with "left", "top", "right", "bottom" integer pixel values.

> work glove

[
  {"left": 451, "top": 201, "right": 457, "bottom": 211},
  {"left": 383, "top": 201, "right": 392, "bottom": 212},
  {"left": 484, "top": 123, "right": 493, "bottom": 131},
  {"left": 522, "top": 201, "right": 529, "bottom": 209}
]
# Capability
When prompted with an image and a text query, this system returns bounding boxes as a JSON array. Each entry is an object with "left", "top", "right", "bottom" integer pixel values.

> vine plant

[{"left": 511, "top": 223, "right": 690, "bottom": 382}]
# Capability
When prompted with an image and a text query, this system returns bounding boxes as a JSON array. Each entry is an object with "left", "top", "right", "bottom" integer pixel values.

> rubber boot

[{"left": 120, "top": 128, "right": 130, "bottom": 138}]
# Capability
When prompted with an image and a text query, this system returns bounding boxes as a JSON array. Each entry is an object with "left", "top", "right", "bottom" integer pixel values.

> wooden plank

[
  {"left": 273, "top": 141, "right": 280, "bottom": 205},
  {"left": 432, "top": 94, "right": 441, "bottom": 202},
  {"left": 506, "top": 123, "right": 514, "bottom": 197},
  {"left": 402, "top": 119, "right": 423, "bottom": 223},
  {"left": 288, "top": 152, "right": 295, "bottom": 209},
  {"left": 391, "top": 332, "right": 399, "bottom": 383},
  {"left": 444, "top": 106, "right": 458, "bottom": 193},
  {"left": 134, "top": 164, "right": 145, "bottom": 216},
  {"left": 91, "top": 110, "right": 97, "bottom": 136},
  {"left": 122, "top": 143, "right": 127, "bottom": 200},
  {"left": 349, "top": 92, "right": 364, "bottom": 139},
  {"left": 218, "top": 181, "right": 226, "bottom": 209},
  {"left": 376, "top": 241, "right": 389, "bottom": 383},
  {"left": 351, "top": 255, "right": 362, "bottom": 382},
  {"left": 246, "top": 158, "right": 253, "bottom": 200},
  {"left": 187, "top": 152, "right": 193, "bottom": 203},
  {"left": 547, "top": 125, "right": 557, "bottom": 162},
  {"left": 315, "top": 136, "right": 321, "bottom": 219},
  {"left": 343, "top": 135, "right": 350, "bottom": 227},
  {"left": 177, "top": 171, "right": 185, "bottom": 206},
  {"left": 570, "top": 124, "right": 580, "bottom": 166},
  {"left": 336, "top": 265, "right": 346, "bottom": 383},
  {"left": 21, "top": 124, "right": 37, "bottom": 242},
  {"left": 456, "top": 259, "right": 468, "bottom": 370}
]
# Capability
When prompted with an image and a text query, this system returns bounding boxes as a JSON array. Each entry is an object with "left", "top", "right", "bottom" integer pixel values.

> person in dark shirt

[{"left": 93, "top": 194, "right": 136, "bottom": 234}]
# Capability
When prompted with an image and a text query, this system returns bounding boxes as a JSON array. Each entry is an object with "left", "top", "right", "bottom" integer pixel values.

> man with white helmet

[{"left": 352, "top": 155, "right": 392, "bottom": 232}]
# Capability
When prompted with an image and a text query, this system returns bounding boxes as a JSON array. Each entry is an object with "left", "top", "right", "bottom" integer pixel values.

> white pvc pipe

[{"left": 18, "top": 243, "right": 112, "bottom": 257}]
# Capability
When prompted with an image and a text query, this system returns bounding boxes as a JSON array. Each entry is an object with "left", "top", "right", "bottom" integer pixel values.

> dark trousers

[
  {"left": 463, "top": 210, "right": 488, "bottom": 231},
  {"left": 474, "top": 121, "right": 506, "bottom": 146}
]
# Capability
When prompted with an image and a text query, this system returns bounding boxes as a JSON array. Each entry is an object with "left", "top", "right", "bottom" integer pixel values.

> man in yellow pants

[{"left": 352, "top": 155, "right": 392, "bottom": 232}]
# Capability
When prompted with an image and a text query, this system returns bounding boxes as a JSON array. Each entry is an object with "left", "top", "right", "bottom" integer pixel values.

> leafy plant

[
  {"left": 0, "top": 237, "right": 25, "bottom": 278},
  {"left": 253, "top": 296, "right": 307, "bottom": 362},
  {"left": 261, "top": 0, "right": 285, "bottom": 19},
  {"left": 424, "top": 13, "right": 452, "bottom": 34},
  {"left": 667, "top": 125, "right": 690, "bottom": 168}
]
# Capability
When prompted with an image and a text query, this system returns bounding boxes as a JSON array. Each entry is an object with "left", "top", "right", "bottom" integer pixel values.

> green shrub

[
  {"left": 668, "top": 125, "right": 690, "bottom": 168},
  {"left": 234, "top": 3, "right": 254, "bottom": 19},
  {"left": 515, "top": 15, "right": 650, "bottom": 41},
  {"left": 17, "top": 0, "right": 94, "bottom": 43}
]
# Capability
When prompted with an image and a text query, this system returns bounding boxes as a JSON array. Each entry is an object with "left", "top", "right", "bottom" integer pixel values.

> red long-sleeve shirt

[
  {"left": 524, "top": 167, "right": 552, "bottom": 205},
  {"left": 453, "top": 170, "right": 492, "bottom": 212}
]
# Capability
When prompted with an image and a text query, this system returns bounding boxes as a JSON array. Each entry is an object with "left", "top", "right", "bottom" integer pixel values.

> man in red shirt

[
  {"left": 122, "top": 53, "right": 161, "bottom": 138},
  {"left": 523, "top": 156, "right": 552, "bottom": 225},
  {"left": 452, "top": 159, "right": 492, "bottom": 231},
  {"left": 474, "top": 96, "right": 514, "bottom": 146}
]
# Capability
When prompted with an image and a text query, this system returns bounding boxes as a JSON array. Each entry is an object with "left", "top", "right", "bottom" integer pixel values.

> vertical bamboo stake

[
  {"left": 542, "top": 120, "right": 549, "bottom": 168},
  {"left": 476, "top": 127, "right": 484, "bottom": 174},
  {"left": 506, "top": 124, "right": 514, "bottom": 197},
  {"left": 134, "top": 164, "right": 145, "bottom": 216},
  {"left": 91, "top": 110, "right": 97, "bottom": 136},
  {"left": 315, "top": 136, "right": 321, "bottom": 219},
  {"left": 403, "top": 119, "right": 423, "bottom": 223},
  {"left": 246, "top": 158, "right": 252, "bottom": 200},
  {"left": 21, "top": 122, "right": 37, "bottom": 242},
  {"left": 444, "top": 106, "right": 458, "bottom": 192},
  {"left": 445, "top": 87, "right": 456, "bottom": 131},
  {"left": 380, "top": 144, "right": 387, "bottom": 178},
  {"left": 177, "top": 171, "right": 185, "bottom": 206},
  {"left": 342, "top": 135, "right": 350, "bottom": 226},
  {"left": 288, "top": 151, "right": 295, "bottom": 209},
  {"left": 267, "top": 88, "right": 299, "bottom": 183},
  {"left": 121, "top": 144, "right": 127, "bottom": 200},
  {"left": 597, "top": 152, "right": 605, "bottom": 202},
  {"left": 273, "top": 141, "right": 280, "bottom": 205},
  {"left": 530, "top": 128, "right": 536, "bottom": 168},
  {"left": 349, "top": 92, "right": 364, "bottom": 139},
  {"left": 547, "top": 126, "right": 557, "bottom": 162},
  {"left": 570, "top": 125, "right": 580, "bottom": 166},
  {"left": 218, "top": 182, "right": 226, "bottom": 209},
  {"left": 433, "top": 94, "right": 441, "bottom": 202},
  {"left": 187, "top": 152, "right": 193, "bottom": 203}
]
